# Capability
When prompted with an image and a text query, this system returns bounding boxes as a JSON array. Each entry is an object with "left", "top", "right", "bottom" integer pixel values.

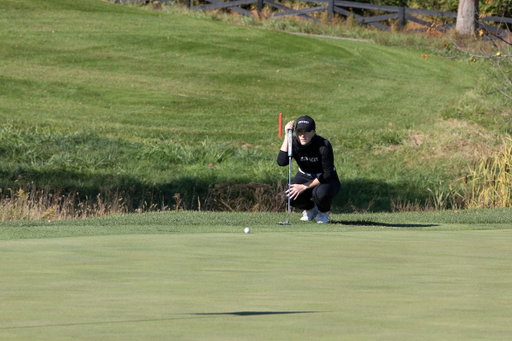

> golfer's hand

[
  {"left": 287, "top": 184, "right": 307, "bottom": 200},
  {"left": 285, "top": 121, "right": 294, "bottom": 133}
]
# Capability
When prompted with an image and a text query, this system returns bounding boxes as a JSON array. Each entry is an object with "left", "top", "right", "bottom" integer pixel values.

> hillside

[{"left": 0, "top": 0, "right": 491, "bottom": 212}]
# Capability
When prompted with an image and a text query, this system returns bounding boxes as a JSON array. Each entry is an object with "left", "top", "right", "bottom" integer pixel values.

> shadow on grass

[
  {"left": 330, "top": 220, "right": 439, "bottom": 228},
  {"left": 336, "top": 178, "right": 432, "bottom": 213},
  {"left": 191, "top": 311, "right": 321, "bottom": 316},
  {"left": 0, "top": 167, "right": 213, "bottom": 211},
  {"left": 1, "top": 166, "right": 434, "bottom": 213},
  {"left": 0, "top": 311, "right": 322, "bottom": 330}
]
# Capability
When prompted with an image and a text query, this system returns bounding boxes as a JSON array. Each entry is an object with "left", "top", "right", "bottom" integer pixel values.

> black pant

[{"left": 290, "top": 172, "right": 341, "bottom": 213}]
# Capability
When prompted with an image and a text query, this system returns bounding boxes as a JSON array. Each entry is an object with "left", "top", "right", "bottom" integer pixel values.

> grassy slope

[{"left": 0, "top": 0, "right": 488, "bottom": 211}]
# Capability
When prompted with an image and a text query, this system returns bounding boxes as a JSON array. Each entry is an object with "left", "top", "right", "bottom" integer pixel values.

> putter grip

[{"left": 288, "top": 129, "right": 293, "bottom": 157}]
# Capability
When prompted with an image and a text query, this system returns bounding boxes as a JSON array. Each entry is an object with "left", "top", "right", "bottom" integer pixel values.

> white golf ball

[{"left": 244, "top": 227, "right": 250, "bottom": 233}]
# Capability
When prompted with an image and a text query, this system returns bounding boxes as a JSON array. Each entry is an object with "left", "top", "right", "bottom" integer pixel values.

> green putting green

[{"left": 1, "top": 219, "right": 511, "bottom": 340}]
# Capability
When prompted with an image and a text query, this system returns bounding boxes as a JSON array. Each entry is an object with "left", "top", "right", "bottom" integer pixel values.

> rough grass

[{"left": 1, "top": 0, "right": 509, "bottom": 217}]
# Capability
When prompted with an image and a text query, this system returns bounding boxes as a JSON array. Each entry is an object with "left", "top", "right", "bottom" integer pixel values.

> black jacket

[{"left": 277, "top": 134, "right": 338, "bottom": 184}]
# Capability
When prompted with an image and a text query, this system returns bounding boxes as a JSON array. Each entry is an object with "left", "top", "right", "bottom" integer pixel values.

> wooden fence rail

[{"left": 114, "top": 0, "right": 512, "bottom": 37}]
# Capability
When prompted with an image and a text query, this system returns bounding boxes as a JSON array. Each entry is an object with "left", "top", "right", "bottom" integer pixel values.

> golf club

[{"left": 278, "top": 128, "right": 293, "bottom": 225}]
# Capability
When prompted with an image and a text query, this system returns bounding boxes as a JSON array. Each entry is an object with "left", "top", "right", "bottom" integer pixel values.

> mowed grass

[
  {"left": 0, "top": 0, "right": 490, "bottom": 211},
  {"left": 1, "top": 211, "right": 512, "bottom": 340},
  {"left": 2, "top": 2, "right": 511, "bottom": 339}
]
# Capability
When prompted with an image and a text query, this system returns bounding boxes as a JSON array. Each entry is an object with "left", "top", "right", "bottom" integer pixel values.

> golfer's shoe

[
  {"left": 300, "top": 205, "right": 319, "bottom": 221},
  {"left": 316, "top": 211, "right": 329, "bottom": 224}
]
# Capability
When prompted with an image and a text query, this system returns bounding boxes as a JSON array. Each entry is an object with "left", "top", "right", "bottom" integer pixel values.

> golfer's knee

[{"left": 313, "top": 187, "right": 329, "bottom": 202}]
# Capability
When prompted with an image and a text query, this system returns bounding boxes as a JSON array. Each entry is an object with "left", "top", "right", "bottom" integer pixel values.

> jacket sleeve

[
  {"left": 317, "top": 141, "right": 335, "bottom": 184},
  {"left": 277, "top": 150, "right": 289, "bottom": 166}
]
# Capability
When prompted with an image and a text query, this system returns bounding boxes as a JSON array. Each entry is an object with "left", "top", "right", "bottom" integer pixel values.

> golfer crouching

[{"left": 277, "top": 116, "right": 341, "bottom": 224}]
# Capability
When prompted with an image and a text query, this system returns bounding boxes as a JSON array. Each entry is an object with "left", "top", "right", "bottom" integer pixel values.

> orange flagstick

[{"left": 279, "top": 113, "right": 283, "bottom": 139}]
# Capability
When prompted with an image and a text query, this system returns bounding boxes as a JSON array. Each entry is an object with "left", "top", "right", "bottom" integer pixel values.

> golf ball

[{"left": 244, "top": 227, "right": 250, "bottom": 233}]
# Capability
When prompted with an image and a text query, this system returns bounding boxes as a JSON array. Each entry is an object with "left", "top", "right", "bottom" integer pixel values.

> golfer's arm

[
  {"left": 280, "top": 134, "right": 289, "bottom": 153},
  {"left": 277, "top": 136, "right": 290, "bottom": 166},
  {"left": 306, "top": 178, "right": 320, "bottom": 189}
]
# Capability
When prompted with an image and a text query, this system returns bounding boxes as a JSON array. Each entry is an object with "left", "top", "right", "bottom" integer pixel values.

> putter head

[{"left": 278, "top": 221, "right": 290, "bottom": 225}]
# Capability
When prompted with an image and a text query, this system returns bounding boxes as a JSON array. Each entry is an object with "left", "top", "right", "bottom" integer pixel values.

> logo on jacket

[{"left": 301, "top": 157, "right": 319, "bottom": 162}]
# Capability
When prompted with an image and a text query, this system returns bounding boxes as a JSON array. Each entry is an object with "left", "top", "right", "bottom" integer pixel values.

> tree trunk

[{"left": 456, "top": 0, "right": 479, "bottom": 35}]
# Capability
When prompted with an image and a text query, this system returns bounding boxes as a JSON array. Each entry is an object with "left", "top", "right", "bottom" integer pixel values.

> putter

[{"left": 278, "top": 129, "right": 293, "bottom": 225}]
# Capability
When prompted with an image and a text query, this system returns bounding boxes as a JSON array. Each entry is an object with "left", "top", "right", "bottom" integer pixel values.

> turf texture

[{"left": 1, "top": 212, "right": 511, "bottom": 340}]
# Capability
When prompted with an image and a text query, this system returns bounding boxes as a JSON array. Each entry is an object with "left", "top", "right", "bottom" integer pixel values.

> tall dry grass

[
  {"left": 205, "top": 181, "right": 287, "bottom": 212},
  {"left": 0, "top": 181, "right": 288, "bottom": 222},
  {"left": 461, "top": 135, "right": 512, "bottom": 208},
  {"left": 0, "top": 187, "right": 166, "bottom": 222}
]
